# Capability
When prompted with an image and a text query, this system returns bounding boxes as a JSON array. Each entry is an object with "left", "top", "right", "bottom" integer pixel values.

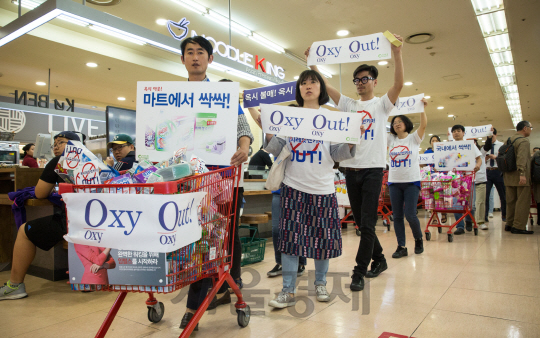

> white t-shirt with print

[
  {"left": 337, "top": 93, "right": 396, "bottom": 168},
  {"left": 475, "top": 148, "right": 488, "bottom": 183},
  {"left": 282, "top": 137, "right": 337, "bottom": 195},
  {"left": 388, "top": 131, "right": 424, "bottom": 183}
]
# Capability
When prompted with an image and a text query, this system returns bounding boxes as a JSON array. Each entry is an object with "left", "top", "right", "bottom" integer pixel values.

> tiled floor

[{"left": 2, "top": 210, "right": 539, "bottom": 338}]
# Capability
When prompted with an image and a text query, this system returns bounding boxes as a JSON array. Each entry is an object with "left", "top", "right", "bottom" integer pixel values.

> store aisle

[{"left": 2, "top": 210, "right": 539, "bottom": 338}]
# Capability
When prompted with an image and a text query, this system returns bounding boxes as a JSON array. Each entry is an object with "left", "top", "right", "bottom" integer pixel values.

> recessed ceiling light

[
  {"left": 156, "top": 18, "right": 168, "bottom": 25},
  {"left": 118, "top": 97, "right": 126, "bottom": 101},
  {"left": 91, "top": 106, "right": 97, "bottom": 108},
  {"left": 448, "top": 114, "right": 454, "bottom": 117},
  {"left": 294, "top": 76, "right": 299, "bottom": 80},
  {"left": 337, "top": 30, "right": 349, "bottom": 36},
  {"left": 429, "top": 133, "right": 433, "bottom": 136},
  {"left": 443, "top": 140, "right": 447, "bottom": 142},
  {"left": 424, "top": 95, "right": 431, "bottom": 99},
  {"left": 86, "top": 62, "right": 98, "bottom": 67},
  {"left": 404, "top": 82, "right": 413, "bottom": 86},
  {"left": 437, "top": 106, "right": 444, "bottom": 109},
  {"left": 405, "top": 33, "right": 435, "bottom": 44},
  {"left": 378, "top": 61, "right": 388, "bottom": 66},
  {"left": 36, "top": 81, "right": 46, "bottom": 86}
]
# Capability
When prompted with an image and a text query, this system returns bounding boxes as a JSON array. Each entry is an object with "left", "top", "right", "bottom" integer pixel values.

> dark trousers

[
  {"left": 345, "top": 168, "right": 385, "bottom": 276},
  {"left": 388, "top": 183, "right": 422, "bottom": 247},
  {"left": 485, "top": 169, "right": 506, "bottom": 220},
  {"left": 186, "top": 187, "right": 243, "bottom": 310}
]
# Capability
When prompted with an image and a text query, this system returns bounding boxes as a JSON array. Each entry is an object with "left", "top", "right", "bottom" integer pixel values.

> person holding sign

[
  {"left": 177, "top": 36, "right": 254, "bottom": 331},
  {"left": 265, "top": 70, "right": 362, "bottom": 308},
  {"left": 305, "top": 32, "right": 404, "bottom": 291},
  {"left": 387, "top": 102, "right": 427, "bottom": 258},
  {"left": 449, "top": 125, "right": 482, "bottom": 235}
]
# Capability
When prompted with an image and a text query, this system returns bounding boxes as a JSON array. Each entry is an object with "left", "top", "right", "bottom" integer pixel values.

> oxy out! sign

[
  {"left": 447, "top": 124, "right": 493, "bottom": 140},
  {"left": 389, "top": 94, "right": 425, "bottom": 116},
  {"left": 63, "top": 192, "right": 207, "bottom": 253}
]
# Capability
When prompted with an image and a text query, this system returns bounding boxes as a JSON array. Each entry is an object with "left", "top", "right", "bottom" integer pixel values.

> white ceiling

[{"left": 0, "top": 0, "right": 538, "bottom": 149}]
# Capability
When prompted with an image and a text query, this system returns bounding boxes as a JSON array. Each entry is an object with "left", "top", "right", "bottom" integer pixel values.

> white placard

[
  {"left": 136, "top": 82, "right": 239, "bottom": 165},
  {"left": 389, "top": 94, "right": 425, "bottom": 116},
  {"left": 434, "top": 140, "right": 476, "bottom": 171},
  {"left": 261, "top": 104, "right": 363, "bottom": 144},
  {"left": 63, "top": 192, "right": 207, "bottom": 253},
  {"left": 307, "top": 32, "right": 392, "bottom": 66},
  {"left": 447, "top": 124, "right": 493, "bottom": 140},
  {"left": 419, "top": 153, "right": 435, "bottom": 165}
]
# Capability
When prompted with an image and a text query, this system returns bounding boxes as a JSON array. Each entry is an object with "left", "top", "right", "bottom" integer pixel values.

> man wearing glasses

[
  {"left": 105, "top": 134, "right": 136, "bottom": 171},
  {"left": 305, "top": 32, "right": 404, "bottom": 291},
  {"left": 504, "top": 120, "right": 534, "bottom": 234}
]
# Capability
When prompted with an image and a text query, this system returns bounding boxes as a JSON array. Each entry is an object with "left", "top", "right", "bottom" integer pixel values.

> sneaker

[
  {"left": 366, "top": 260, "right": 388, "bottom": 278},
  {"left": 488, "top": 213, "right": 494, "bottom": 218},
  {"left": 269, "top": 291, "right": 296, "bottom": 308},
  {"left": 480, "top": 223, "right": 488, "bottom": 230},
  {"left": 315, "top": 285, "right": 330, "bottom": 302},
  {"left": 414, "top": 239, "right": 424, "bottom": 254},
  {"left": 350, "top": 273, "right": 364, "bottom": 291},
  {"left": 297, "top": 265, "right": 305, "bottom": 277},
  {"left": 465, "top": 221, "right": 473, "bottom": 232},
  {"left": 179, "top": 312, "right": 198, "bottom": 331},
  {"left": 267, "top": 264, "right": 283, "bottom": 277},
  {"left": 454, "top": 228, "right": 466, "bottom": 235},
  {"left": 0, "top": 281, "right": 27, "bottom": 300},
  {"left": 207, "top": 290, "right": 231, "bottom": 311},
  {"left": 392, "top": 246, "right": 408, "bottom": 259}
]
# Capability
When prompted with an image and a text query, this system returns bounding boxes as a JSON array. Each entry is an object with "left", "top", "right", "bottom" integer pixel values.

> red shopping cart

[
  {"left": 421, "top": 171, "right": 477, "bottom": 242},
  {"left": 59, "top": 166, "right": 249, "bottom": 338}
]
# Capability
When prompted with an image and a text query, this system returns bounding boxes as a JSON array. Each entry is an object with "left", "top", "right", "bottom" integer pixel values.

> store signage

[{"left": 15, "top": 90, "right": 75, "bottom": 112}]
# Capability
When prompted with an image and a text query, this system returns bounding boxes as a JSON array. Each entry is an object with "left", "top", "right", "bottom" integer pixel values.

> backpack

[
  {"left": 496, "top": 137, "right": 524, "bottom": 172},
  {"left": 532, "top": 152, "right": 540, "bottom": 183}
]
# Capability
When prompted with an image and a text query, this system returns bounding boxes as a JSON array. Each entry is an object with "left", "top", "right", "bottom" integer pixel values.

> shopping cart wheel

[
  {"left": 237, "top": 305, "right": 251, "bottom": 328},
  {"left": 425, "top": 232, "right": 431, "bottom": 241},
  {"left": 147, "top": 302, "right": 165, "bottom": 323},
  {"left": 356, "top": 228, "right": 361, "bottom": 236},
  {"left": 437, "top": 227, "right": 442, "bottom": 234},
  {"left": 474, "top": 227, "right": 478, "bottom": 236},
  {"left": 447, "top": 234, "right": 453, "bottom": 242}
]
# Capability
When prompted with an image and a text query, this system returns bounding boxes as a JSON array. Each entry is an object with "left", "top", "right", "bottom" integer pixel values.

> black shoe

[
  {"left": 505, "top": 225, "right": 512, "bottom": 232},
  {"left": 502, "top": 217, "right": 506, "bottom": 222},
  {"left": 350, "top": 273, "right": 364, "bottom": 291},
  {"left": 511, "top": 227, "right": 534, "bottom": 235},
  {"left": 454, "top": 228, "right": 466, "bottom": 235},
  {"left": 180, "top": 312, "right": 199, "bottom": 331},
  {"left": 235, "top": 278, "right": 243, "bottom": 290},
  {"left": 465, "top": 221, "right": 473, "bottom": 232},
  {"left": 414, "top": 238, "right": 424, "bottom": 254},
  {"left": 392, "top": 246, "right": 408, "bottom": 259},
  {"left": 297, "top": 265, "right": 305, "bottom": 277},
  {"left": 366, "top": 260, "right": 388, "bottom": 278},
  {"left": 267, "top": 264, "right": 283, "bottom": 277},
  {"left": 207, "top": 290, "right": 231, "bottom": 311}
]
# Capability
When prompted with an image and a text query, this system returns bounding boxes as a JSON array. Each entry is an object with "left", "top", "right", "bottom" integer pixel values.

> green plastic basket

[{"left": 239, "top": 226, "right": 267, "bottom": 266}]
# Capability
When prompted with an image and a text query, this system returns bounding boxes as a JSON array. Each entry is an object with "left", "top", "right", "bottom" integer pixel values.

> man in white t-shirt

[
  {"left": 449, "top": 125, "right": 482, "bottom": 235},
  {"left": 305, "top": 32, "right": 404, "bottom": 292}
]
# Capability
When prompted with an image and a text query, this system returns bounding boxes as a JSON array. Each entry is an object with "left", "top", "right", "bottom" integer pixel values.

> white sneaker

[
  {"left": 480, "top": 223, "right": 488, "bottom": 230},
  {"left": 315, "top": 285, "right": 331, "bottom": 302},
  {"left": 488, "top": 213, "right": 494, "bottom": 218},
  {"left": 269, "top": 291, "right": 296, "bottom": 308}
]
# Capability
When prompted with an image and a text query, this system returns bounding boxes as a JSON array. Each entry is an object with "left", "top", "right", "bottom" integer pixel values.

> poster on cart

[
  {"left": 63, "top": 191, "right": 207, "bottom": 253},
  {"left": 136, "top": 81, "right": 239, "bottom": 165},
  {"left": 68, "top": 243, "right": 172, "bottom": 289},
  {"left": 434, "top": 140, "right": 476, "bottom": 171}
]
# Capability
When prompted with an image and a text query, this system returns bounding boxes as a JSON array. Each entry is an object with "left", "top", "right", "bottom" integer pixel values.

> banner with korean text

[
  {"left": 307, "top": 32, "right": 392, "bottom": 66},
  {"left": 244, "top": 81, "right": 296, "bottom": 108},
  {"left": 63, "top": 192, "right": 207, "bottom": 253},
  {"left": 136, "top": 82, "right": 239, "bottom": 165},
  {"left": 260, "top": 104, "right": 363, "bottom": 144},
  {"left": 447, "top": 124, "right": 493, "bottom": 140},
  {"left": 434, "top": 140, "right": 476, "bottom": 171},
  {"left": 389, "top": 94, "right": 425, "bottom": 116}
]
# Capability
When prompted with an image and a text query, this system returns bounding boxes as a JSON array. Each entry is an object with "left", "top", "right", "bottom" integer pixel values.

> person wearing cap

[
  {"left": 0, "top": 131, "right": 80, "bottom": 300},
  {"left": 105, "top": 134, "right": 136, "bottom": 171}
]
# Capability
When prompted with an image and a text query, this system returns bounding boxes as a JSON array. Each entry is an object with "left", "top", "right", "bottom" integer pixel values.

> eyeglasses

[
  {"left": 352, "top": 76, "right": 375, "bottom": 85},
  {"left": 526, "top": 125, "right": 533, "bottom": 130},
  {"left": 392, "top": 121, "right": 404, "bottom": 126},
  {"left": 51, "top": 141, "right": 67, "bottom": 149},
  {"left": 111, "top": 144, "right": 129, "bottom": 152}
]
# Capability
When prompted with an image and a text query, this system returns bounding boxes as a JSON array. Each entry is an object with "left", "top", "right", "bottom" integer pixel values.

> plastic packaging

[{"left": 155, "top": 163, "right": 192, "bottom": 181}]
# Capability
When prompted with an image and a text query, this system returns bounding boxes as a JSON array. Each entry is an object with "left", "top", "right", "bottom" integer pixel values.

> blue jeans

[
  {"left": 272, "top": 193, "right": 306, "bottom": 266},
  {"left": 388, "top": 183, "right": 422, "bottom": 247},
  {"left": 455, "top": 184, "right": 476, "bottom": 229},
  {"left": 282, "top": 253, "right": 328, "bottom": 293}
]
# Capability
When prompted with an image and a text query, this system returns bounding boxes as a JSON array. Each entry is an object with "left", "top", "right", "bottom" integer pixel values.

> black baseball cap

[{"left": 54, "top": 131, "right": 80, "bottom": 142}]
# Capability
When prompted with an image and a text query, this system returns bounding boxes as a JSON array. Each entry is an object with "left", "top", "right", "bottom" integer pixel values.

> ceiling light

[
  {"left": 484, "top": 33, "right": 510, "bottom": 52},
  {"left": 90, "top": 25, "right": 146, "bottom": 45},
  {"left": 502, "top": 84, "right": 518, "bottom": 93},
  {"left": 156, "top": 19, "right": 168, "bottom": 26},
  {"left": 317, "top": 67, "right": 333, "bottom": 78},
  {"left": 477, "top": 10, "right": 507, "bottom": 36},
  {"left": 86, "top": 62, "right": 98, "bottom": 67},
  {"left": 378, "top": 61, "right": 388, "bottom": 66},
  {"left": 170, "top": 0, "right": 207, "bottom": 15},
  {"left": 490, "top": 50, "right": 513, "bottom": 66},
  {"left": 429, "top": 133, "right": 433, "bottom": 136},
  {"left": 11, "top": 0, "right": 42, "bottom": 10},
  {"left": 249, "top": 33, "right": 285, "bottom": 54},
  {"left": 118, "top": 97, "right": 126, "bottom": 100},
  {"left": 424, "top": 96, "right": 431, "bottom": 99},
  {"left": 404, "top": 82, "right": 413, "bottom": 86},
  {"left": 36, "top": 81, "right": 46, "bottom": 86},
  {"left": 449, "top": 94, "right": 470, "bottom": 100},
  {"left": 470, "top": 0, "right": 504, "bottom": 14},
  {"left": 443, "top": 140, "right": 447, "bottom": 142},
  {"left": 205, "top": 10, "right": 251, "bottom": 37},
  {"left": 448, "top": 114, "right": 454, "bottom": 117},
  {"left": 294, "top": 76, "right": 299, "bottom": 80},
  {"left": 57, "top": 14, "right": 89, "bottom": 26},
  {"left": 495, "top": 64, "right": 514, "bottom": 77},
  {"left": 498, "top": 76, "right": 514, "bottom": 86},
  {"left": 337, "top": 30, "right": 349, "bottom": 37},
  {"left": 437, "top": 106, "right": 444, "bottom": 110},
  {"left": 0, "top": 9, "right": 61, "bottom": 48},
  {"left": 405, "top": 33, "right": 435, "bottom": 44}
]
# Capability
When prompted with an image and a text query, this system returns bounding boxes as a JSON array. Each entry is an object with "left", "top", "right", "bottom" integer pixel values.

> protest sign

[
  {"left": 434, "top": 140, "right": 476, "bottom": 171},
  {"left": 260, "top": 104, "right": 363, "bottom": 144},
  {"left": 307, "top": 32, "right": 392, "bottom": 66},
  {"left": 244, "top": 81, "right": 296, "bottom": 108},
  {"left": 63, "top": 192, "right": 207, "bottom": 253},
  {"left": 136, "top": 82, "right": 239, "bottom": 165},
  {"left": 447, "top": 124, "right": 493, "bottom": 140},
  {"left": 389, "top": 94, "right": 425, "bottom": 116},
  {"left": 419, "top": 153, "right": 435, "bottom": 165}
]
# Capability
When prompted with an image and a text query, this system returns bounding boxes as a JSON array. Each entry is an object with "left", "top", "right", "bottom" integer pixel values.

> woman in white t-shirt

[
  {"left": 265, "top": 70, "right": 363, "bottom": 308},
  {"left": 387, "top": 100, "right": 427, "bottom": 258}
]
